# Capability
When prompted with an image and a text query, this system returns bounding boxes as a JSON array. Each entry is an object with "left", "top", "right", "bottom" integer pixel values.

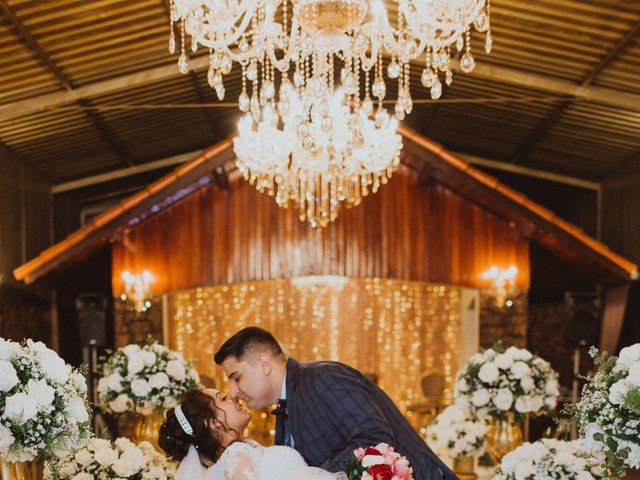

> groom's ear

[{"left": 257, "top": 353, "right": 273, "bottom": 375}]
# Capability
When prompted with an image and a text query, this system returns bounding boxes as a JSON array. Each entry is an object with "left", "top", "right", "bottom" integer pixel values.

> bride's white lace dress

[{"left": 176, "top": 440, "right": 348, "bottom": 480}]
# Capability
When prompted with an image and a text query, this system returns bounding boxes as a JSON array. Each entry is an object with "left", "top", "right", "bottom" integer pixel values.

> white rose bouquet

[
  {"left": 493, "top": 439, "right": 603, "bottom": 480},
  {"left": 425, "top": 402, "right": 488, "bottom": 460},
  {"left": 45, "top": 437, "right": 178, "bottom": 480},
  {"left": 454, "top": 342, "right": 560, "bottom": 421},
  {"left": 570, "top": 344, "right": 640, "bottom": 479},
  {"left": 98, "top": 341, "right": 200, "bottom": 415},
  {"left": 0, "top": 338, "right": 91, "bottom": 462}
]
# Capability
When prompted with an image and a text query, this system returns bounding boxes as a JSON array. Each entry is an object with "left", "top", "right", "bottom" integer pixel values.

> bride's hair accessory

[{"left": 175, "top": 405, "right": 194, "bottom": 436}]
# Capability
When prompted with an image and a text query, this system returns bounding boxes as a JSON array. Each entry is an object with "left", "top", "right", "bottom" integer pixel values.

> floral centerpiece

[
  {"left": 0, "top": 338, "right": 91, "bottom": 463},
  {"left": 45, "top": 437, "right": 178, "bottom": 480},
  {"left": 346, "top": 443, "right": 413, "bottom": 480},
  {"left": 454, "top": 343, "right": 560, "bottom": 421},
  {"left": 426, "top": 403, "right": 488, "bottom": 460},
  {"left": 493, "top": 439, "right": 604, "bottom": 480},
  {"left": 570, "top": 344, "right": 640, "bottom": 479},
  {"left": 98, "top": 341, "right": 200, "bottom": 415}
]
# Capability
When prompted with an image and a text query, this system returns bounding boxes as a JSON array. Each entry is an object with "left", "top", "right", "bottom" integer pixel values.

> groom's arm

[{"left": 310, "top": 365, "right": 396, "bottom": 473}]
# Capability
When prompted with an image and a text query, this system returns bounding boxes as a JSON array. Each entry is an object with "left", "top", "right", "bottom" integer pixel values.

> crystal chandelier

[
  {"left": 233, "top": 82, "right": 402, "bottom": 227},
  {"left": 168, "top": 0, "right": 492, "bottom": 107}
]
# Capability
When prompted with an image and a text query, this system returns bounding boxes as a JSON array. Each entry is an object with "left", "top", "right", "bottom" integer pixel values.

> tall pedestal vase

[
  {"left": 132, "top": 410, "right": 165, "bottom": 450},
  {"left": 453, "top": 456, "right": 477, "bottom": 480},
  {"left": 0, "top": 458, "right": 31, "bottom": 480},
  {"left": 486, "top": 412, "right": 523, "bottom": 463}
]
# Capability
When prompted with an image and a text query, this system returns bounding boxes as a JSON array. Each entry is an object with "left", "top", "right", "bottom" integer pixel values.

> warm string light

[{"left": 169, "top": 277, "right": 460, "bottom": 438}]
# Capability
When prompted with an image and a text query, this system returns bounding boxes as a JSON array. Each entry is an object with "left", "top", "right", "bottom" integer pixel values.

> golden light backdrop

[{"left": 168, "top": 276, "right": 460, "bottom": 415}]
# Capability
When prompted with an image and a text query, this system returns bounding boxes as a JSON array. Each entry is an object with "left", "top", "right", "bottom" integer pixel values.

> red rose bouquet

[{"left": 346, "top": 444, "right": 414, "bottom": 480}]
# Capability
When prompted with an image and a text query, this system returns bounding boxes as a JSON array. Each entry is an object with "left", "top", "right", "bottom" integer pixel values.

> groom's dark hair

[{"left": 214, "top": 326, "right": 284, "bottom": 364}]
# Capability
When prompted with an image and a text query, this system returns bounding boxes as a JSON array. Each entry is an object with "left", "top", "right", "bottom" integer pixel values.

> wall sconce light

[
  {"left": 120, "top": 270, "right": 154, "bottom": 314},
  {"left": 481, "top": 266, "right": 518, "bottom": 308}
]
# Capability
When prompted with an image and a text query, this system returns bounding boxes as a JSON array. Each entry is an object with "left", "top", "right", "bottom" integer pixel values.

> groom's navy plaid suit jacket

[{"left": 276, "top": 358, "right": 458, "bottom": 480}]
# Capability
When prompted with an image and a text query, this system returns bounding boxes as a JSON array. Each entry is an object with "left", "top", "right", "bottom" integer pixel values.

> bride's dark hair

[{"left": 159, "top": 389, "right": 240, "bottom": 467}]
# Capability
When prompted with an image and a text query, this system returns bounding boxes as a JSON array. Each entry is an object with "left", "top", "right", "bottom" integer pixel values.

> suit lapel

[{"left": 285, "top": 358, "right": 303, "bottom": 453}]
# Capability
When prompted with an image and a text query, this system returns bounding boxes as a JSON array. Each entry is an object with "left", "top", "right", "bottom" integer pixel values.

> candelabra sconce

[
  {"left": 120, "top": 270, "right": 154, "bottom": 315},
  {"left": 481, "top": 266, "right": 518, "bottom": 309}
]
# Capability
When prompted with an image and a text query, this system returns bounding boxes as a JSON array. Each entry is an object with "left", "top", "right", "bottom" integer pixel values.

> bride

[{"left": 159, "top": 389, "right": 347, "bottom": 480}]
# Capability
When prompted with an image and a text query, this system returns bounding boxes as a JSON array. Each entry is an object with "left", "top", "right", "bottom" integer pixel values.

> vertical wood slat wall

[
  {"left": 112, "top": 167, "right": 530, "bottom": 294},
  {"left": 0, "top": 145, "right": 51, "bottom": 284}
]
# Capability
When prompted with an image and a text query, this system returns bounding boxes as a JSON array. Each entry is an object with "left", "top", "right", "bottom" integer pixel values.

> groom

[{"left": 214, "top": 327, "right": 457, "bottom": 480}]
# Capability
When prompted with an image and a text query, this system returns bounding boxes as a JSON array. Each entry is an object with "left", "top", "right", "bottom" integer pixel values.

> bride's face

[{"left": 204, "top": 388, "right": 252, "bottom": 433}]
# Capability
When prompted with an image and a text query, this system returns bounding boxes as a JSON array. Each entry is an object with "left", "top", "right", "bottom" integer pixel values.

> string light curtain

[{"left": 168, "top": 276, "right": 460, "bottom": 414}]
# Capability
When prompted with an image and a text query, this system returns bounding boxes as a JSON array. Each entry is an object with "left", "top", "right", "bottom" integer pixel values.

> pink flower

[
  {"left": 392, "top": 458, "right": 413, "bottom": 480},
  {"left": 354, "top": 448, "right": 366, "bottom": 461}
]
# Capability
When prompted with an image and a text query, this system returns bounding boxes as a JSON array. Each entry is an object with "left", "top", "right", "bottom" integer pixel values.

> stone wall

[
  {"left": 479, "top": 289, "right": 528, "bottom": 349},
  {"left": 114, "top": 295, "right": 163, "bottom": 348}
]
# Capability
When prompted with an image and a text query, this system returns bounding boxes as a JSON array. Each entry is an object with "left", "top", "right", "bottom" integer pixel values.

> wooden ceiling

[{"left": 0, "top": 0, "right": 639, "bottom": 205}]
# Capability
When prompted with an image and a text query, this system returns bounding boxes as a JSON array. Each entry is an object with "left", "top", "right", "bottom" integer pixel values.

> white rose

[
  {"left": 478, "top": 362, "right": 500, "bottom": 384},
  {"left": 529, "top": 395, "right": 544, "bottom": 413},
  {"left": 37, "top": 349, "right": 70, "bottom": 384},
  {"left": 581, "top": 423, "right": 605, "bottom": 457},
  {"left": 0, "top": 422, "right": 15, "bottom": 455},
  {"left": 510, "top": 361, "right": 531, "bottom": 379},
  {"left": 576, "top": 472, "right": 595, "bottom": 480},
  {"left": 94, "top": 446, "right": 118, "bottom": 467},
  {"left": 520, "top": 377, "right": 535, "bottom": 392},
  {"left": 71, "top": 473, "right": 92, "bottom": 480},
  {"left": 163, "top": 397, "right": 179, "bottom": 409},
  {"left": 618, "top": 440, "right": 640, "bottom": 469},
  {"left": 544, "top": 396, "right": 557, "bottom": 410},
  {"left": 122, "top": 344, "right": 141, "bottom": 356},
  {"left": 97, "top": 377, "right": 109, "bottom": 396},
  {"left": 113, "top": 447, "right": 145, "bottom": 477},
  {"left": 189, "top": 368, "right": 200, "bottom": 383},
  {"left": 3, "top": 392, "right": 38, "bottom": 423},
  {"left": 57, "top": 461, "right": 78, "bottom": 477},
  {"left": 71, "top": 372, "right": 88, "bottom": 393},
  {"left": 627, "top": 362, "right": 640, "bottom": 387},
  {"left": 27, "top": 379, "right": 55, "bottom": 410},
  {"left": 455, "top": 378, "right": 469, "bottom": 393},
  {"left": 545, "top": 379, "right": 559, "bottom": 396},
  {"left": 140, "top": 351, "right": 157, "bottom": 367},
  {"left": 149, "top": 372, "right": 170, "bottom": 389},
  {"left": 515, "top": 396, "right": 533, "bottom": 413},
  {"left": 73, "top": 449, "right": 94, "bottom": 467},
  {"left": 361, "top": 454, "right": 386, "bottom": 467},
  {"left": 66, "top": 396, "right": 89, "bottom": 423},
  {"left": 514, "top": 460, "right": 536, "bottom": 479},
  {"left": 608, "top": 379, "right": 631, "bottom": 405},
  {"left": 470, "top": 353, "right": 484, "bottom": 364},
  {"left": 166, "top": 360, "right": 186, "bottom": 380},
  {"left": 0, "top": 340, "right": 20, "bottom": 360},
  {"left": 88, "top": 438, "right": 111, "bottom": 451},
  {"left": 109, "top": 394, "right": 131, "bottom": 413},
  {"left": 507, "top": 346, "right": 533, "bottom": 361},
  {"left": 0, "top": 360, "right": 19, "bottom": 392},
  {"left": 114, "top": 437, "right": 135, "bottom": 451},
  {"left": 618, "top": 344, "right": 640, "bottom": 369},
  {"left": 494, "top": 389, "right": 514, "bottom": 411},
  {"left": 107, "top": 373, "right": 124, "bottom": 392},
  {"left": 471, "top": 389, "right": 490, "bottom": 407},
  {"left": 127, "top": 354, "right": 145, "bottom": 377},
  {"left": 494, "top": 353, "right": 514, "bottom": 369},
  {"left": 131, "top": 379, "right": 151, "bottom": 397}
]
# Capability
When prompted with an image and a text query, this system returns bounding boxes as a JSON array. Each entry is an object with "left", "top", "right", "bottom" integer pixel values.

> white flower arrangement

[
  {"left": 571, "top": 344, "right": 640, "bottom": 479},
  {"left": 0, "top": 338, "right": 91, "bottom": 462},
  {"left": 98, "top": 341, "right": 200, "bottom": 415},
  {"left": 493, "top": 439, "right": 603, "bottom": 480},
  {"left": 45, "top": 437, "right": 178, "bottom": 480},
  {"left": 454, "top": 342, "right": 560, "bottom": 421},
  {"left": 425, "top": 402, "right": 488, "bottom": 460}
]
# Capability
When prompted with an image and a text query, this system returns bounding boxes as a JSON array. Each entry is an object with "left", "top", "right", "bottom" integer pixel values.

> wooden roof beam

[
  {"left": 509, "top": 21, "right": 640, "bottom": 165},
  {"left": 2, "top": 56, "right": 640, "bottom": 123}
]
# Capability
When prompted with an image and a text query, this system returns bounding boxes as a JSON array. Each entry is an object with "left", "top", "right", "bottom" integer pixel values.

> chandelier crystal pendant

[
  {"left": 233, "top": 81, "right": 403, "bottom": 228},
  {"left": 168, "top": 0, "right": 492, "bottom": 107}
]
